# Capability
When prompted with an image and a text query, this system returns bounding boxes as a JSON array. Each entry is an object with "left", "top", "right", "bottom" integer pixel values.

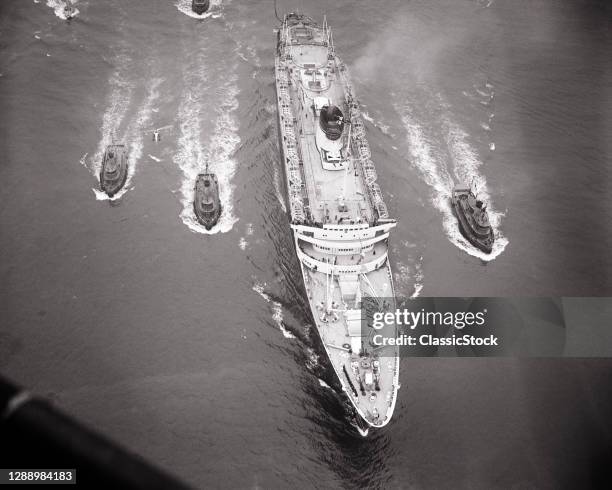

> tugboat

[
  {"left": 451, "top": 183, "right": 495, "bottom": 253},
  {"left": 100, "top": 144, "right": 128, "bottom": 197},
  {"left": 193, "top": 167, "right": 221, "bottom": 229},
  {"left": 63, "top": 1, "right": 76, "bottom": 20},
  {"left": 191, "top": 0, "right": 210, "bottom": 15}
]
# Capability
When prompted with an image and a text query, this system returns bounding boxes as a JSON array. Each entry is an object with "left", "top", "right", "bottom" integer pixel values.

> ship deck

[{"left": 288, "top": 43, "right": 374, "bottom": 225}]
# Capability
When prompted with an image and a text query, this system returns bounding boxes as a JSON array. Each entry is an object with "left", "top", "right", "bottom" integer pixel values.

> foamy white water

[
  {"left": 393, "top": 246, "right": 424, "bottom": 298},
  {"left": 361, "top": 110, "right": 394, "bottom": 137},
  {"left": 238, "top": 223, "right": 254, "bottom": 250},
  {"left": 411, "top": 258, "right": 424, "bottom": 298},
  {"left": 353, "top": 422, "right": 369, "bottom": 437},
  {"left": 79, "top": 152, "right": 88, "bottom": 168},
  {"left": 234, "top": 39, "right": 262, "bottom": 68},
  {"left": 252, "top": 282, "right": 271, "bottom": 302},
  {"left": 175, "top": 67, "right": 240, "bottom": 234},
  {"left": 252, "top": 283, "right": 295, "bottom": 339},
  {"left": 442, "top": 116, "right": 508, "bottom": 258},
  {"left": 305, "top": 347, "right": 320, "bottom": 370},
  {"left": 92, "top": 58, "right": 134, "bottom": 171},
  {"left": 272, "top": 301, "right": 295, "bottom": 339},
  {"left": 273, "top": 166, "right": 287, "bottom": 212},
  {"left": 85, "top": 52, "right": 135, "bottom": 199},
  {"left": 318, "top": 379, "right": 331, "bottom": 389},
  {"left": 92, "top": 76, "right": 162, "bottom": 201},
  {"left": 46, "top": 0, "right": 79, "bottom": 20}
]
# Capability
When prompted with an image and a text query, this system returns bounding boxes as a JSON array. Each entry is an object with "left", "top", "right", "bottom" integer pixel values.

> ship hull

[
  {"left": 451, "top": 197, "right": 494, "bottom": 254},
  {"left": 296, "top": 256, "right": 400, "bottom": 428},
  {"left": 274, "top": 14, "right": 400, "bottom": 428},
  {"left": 100, "top": 146, "right": 128, "bottom": 198},
  {"left": 191, "top": 0, "right": 210, "bottom": 15}
]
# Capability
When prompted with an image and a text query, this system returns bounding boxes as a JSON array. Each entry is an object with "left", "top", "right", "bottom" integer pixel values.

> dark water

[{"left": 1, "top": 0, "right": 612, "bottom": 488}]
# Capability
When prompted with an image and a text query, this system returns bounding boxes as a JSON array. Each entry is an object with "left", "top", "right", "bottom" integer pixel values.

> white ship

[{"left": 274, "top": 13, "right": 399, "bottom": 428}]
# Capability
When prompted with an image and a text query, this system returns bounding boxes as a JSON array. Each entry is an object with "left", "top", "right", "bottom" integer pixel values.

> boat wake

[
  {"left": 397, "top": 103, "right": 508, "bottom": 261},
  {"left": 238, "top": 223, "right": 254, "bottom": 250},
  {"left": 252, "top": 283, "right": 296, "bottom": 339},
  {"left": 235, "top": 39, "right": 262, "bottom": 70},
  {"left": 175, "top": 69, "right": 240, "bottom": 234},
  {"left": 85, "top": 56, "right": 134, "bottom": 200},
  {"left": 305, "top": 347, "right": 320, "bottom": 370},
  {"left": 412, "top": 259, "right": 424, "bottom": 297},
  {"left": 174, "top": 0, "right": 223, "bottom": 19},
  {"left": 79, "top": 152, "right": 88, "bottom": 168},
  {"left": 353, "top": 423, "right": 369, "bottom": 438},
  {"left": 318, "top": 378, "right": 332, "bottom": 390},
  {"left": 46, "top": 0, "right": 79, "bottom": 20},
  {"left": 393, "top": 246, "right": 424, "bottom": 298},
  {"left": 465, "top": 80, "right": 497, "bottom": 156},
  {"left": 361, "top": 110, "right": 394, "bottom": 138},
  {"left": 91, "top": 76, "right": 163, "bottom": 201}
]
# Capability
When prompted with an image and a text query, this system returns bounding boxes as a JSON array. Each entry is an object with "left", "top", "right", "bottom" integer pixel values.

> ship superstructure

[
  {"left": 451, "top": 184, "right": 495, "bottom": 254},
  {"left": 274, "top": 14, "right": 399, "bottom": 427}
]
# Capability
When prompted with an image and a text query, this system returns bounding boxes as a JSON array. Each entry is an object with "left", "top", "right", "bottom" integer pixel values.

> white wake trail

[
  {"left": 252, "top": 283, "right": 295, "bottom": 339},
  {"left": 175, "top": 60, "right": 240, "bottom": 234},
  {"left": 398, "top": 107, "right": 508, "bottom": 261},
  {"left": 93, "top": 77, "right": 163, "bottom": 201},
  {"left": 442, "top": 117, "right": 508, "bottom": 259},
  {"left": 174, "top": 0, "right": 224, "bottom": 19},
  {"left": 46, "top": 0, "right": 79, "bottom": 20},
  {"left": 88, "top": 53, "right": 134, "bottom": 199}
]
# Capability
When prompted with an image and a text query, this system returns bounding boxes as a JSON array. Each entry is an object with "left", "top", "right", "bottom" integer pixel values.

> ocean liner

[{"left": 274, "top": 14, "right": 399, "bottom": 428}]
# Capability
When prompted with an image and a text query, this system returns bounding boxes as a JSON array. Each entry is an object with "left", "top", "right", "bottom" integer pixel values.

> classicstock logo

[{"left": 358, "top": 297, "right": 610, "bottom": 358}]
